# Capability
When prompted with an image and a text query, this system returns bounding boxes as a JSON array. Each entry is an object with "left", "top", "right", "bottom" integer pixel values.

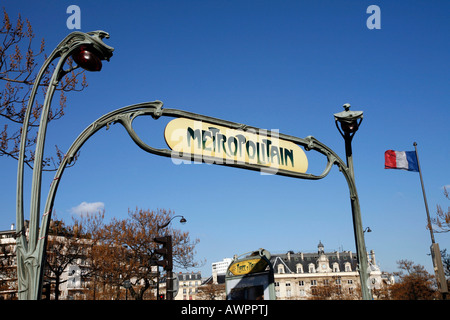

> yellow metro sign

[
  {"left": 164, "top": 118, "right": 308, "bottom": 174},
  {"left": 228, "top": 258, "right": 268, "bottom": 276}
]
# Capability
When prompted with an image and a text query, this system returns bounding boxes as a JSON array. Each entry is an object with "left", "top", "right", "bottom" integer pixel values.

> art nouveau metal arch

[
  {"left": 39, "top": 101, "right": 369, "bottom": 296},
  {"left": 15, "top": 30, "right": 370, "bottom": 300}
]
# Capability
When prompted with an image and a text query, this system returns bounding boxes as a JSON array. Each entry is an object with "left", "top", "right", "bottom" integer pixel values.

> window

[
  {"left": 275, "top": 282, "right": 280, "bottom": 287},
  {"left": 308, "top": 263, "right": 315, "bottom": 273},
  {"left": 345, "top": 262, "right": 352, "bottom": 272},
  {"left": 285, "top": 282, "right": 291, "bottom": 287},
  {"left": 278, "top": 264, "right": 285, "bottom": 274},
  {"left": 298, "top": 281, "right": 305, "bottom": 286},
  {"left": 333, "top": 263, "right": 340, "bottom": 272},
  {"left": 310, "top": 280, "right": 317, "bottom": 286},
  {"left": 348, "top": 279, "right": 353, "bottom": 285},
  {"left": 296, "top": 264, "right": 303, "bottom": 274}
]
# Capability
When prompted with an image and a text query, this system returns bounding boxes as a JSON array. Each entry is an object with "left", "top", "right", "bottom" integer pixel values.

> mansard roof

[{"left": 270, "top": 250, "right": 358, "bottom": 274}]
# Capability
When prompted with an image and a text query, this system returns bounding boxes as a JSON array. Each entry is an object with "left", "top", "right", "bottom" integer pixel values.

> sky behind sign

[{"left": 1, "top": 0, "right": 449, "bottom": 277}]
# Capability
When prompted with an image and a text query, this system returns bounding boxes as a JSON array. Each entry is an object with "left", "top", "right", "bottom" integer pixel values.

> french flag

[{"left": 384, "top": 150, "right": 419, "bottom": 172}]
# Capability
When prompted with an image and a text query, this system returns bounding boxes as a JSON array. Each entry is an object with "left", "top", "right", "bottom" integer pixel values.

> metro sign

[{"left": 164, "top": 118, "right": 308, "bottom": 175}]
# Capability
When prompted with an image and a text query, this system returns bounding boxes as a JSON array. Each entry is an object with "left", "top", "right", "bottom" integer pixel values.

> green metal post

[
  {"left": 15, "top": 31, "right": 113, "bottom": 299},
  {"left": 335, "top": 104, "right": 372, "bottom": 300}
]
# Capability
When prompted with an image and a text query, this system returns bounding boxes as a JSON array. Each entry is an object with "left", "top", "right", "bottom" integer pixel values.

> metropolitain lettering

[
  {"left": 164, "top": 118, "right": 308, "bottom": 174},
  {"left": 186, "top": 126, "right": 294, "bottom": 168}
]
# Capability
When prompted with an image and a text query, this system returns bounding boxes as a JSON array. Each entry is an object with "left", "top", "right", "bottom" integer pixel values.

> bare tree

[
  {"left": 308, "top": 278, "right": 360, "bottom": 300},
  {"left": 0, "top": 9, "right": 86, "bottom": 170},
  {"left": 44, "top": 217, "right": 92, "bottom": 300},
  {"left": 84, "top": 208, "right": 201, "bottom": 300},
  {"left": 197, "top": 282, "right": 225, "bottom": 300},
  {"left": 389, "top": 260, "right": 438, "bottom": 300},
  {"left": 431, "top": 187, "right": 450, "bottom": 233}
]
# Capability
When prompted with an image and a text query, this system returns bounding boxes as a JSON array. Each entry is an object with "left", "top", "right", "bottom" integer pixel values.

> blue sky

[{"left": 1, "top": 0, "right": 449, "bottom": 278}]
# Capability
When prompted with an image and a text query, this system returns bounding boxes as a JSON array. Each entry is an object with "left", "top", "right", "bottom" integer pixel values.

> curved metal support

[
  {"left": 34, "top": 100, "right": 369, "bottom": 300},
  {"left": 16, "top": 31, "right": 113, "bottom": 300},
  {"left": 41, "top": 101, "right": 348, "bottom": 241},
  {"left": 41, "top": 101, "right": 357, "bottom": 231}
]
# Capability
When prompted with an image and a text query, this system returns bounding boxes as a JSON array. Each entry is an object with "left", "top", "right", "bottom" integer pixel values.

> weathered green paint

[{"left": 15, "top": 31, "right": 113, "bottom": 300}]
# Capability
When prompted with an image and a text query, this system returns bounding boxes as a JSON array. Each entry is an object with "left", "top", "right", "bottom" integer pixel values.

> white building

[
  {"left": 270, "top": 241, "right": 393, "bottom": 300},
  {"left": 212, "top": 258, "right": 232, "bottom": 276}
]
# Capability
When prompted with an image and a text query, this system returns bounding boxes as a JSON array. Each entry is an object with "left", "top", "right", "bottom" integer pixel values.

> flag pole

[
  {"left": 413, "top": 142, "right": 448, "bottom": 299},
  {"left": 413, "top": 142, "right": 435, "bottom": 243}
]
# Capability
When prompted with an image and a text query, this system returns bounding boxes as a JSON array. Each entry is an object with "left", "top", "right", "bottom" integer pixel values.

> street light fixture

[
  {"left": 154, "top": 215, "right": 186, "bottom": 301},
  {"left": 334, "top": 103, "right": 372, "bottom": 300},
  {"left": 334, "top": 103, "right": 363, "bottom": 138},
  {"left": 72, "top": 45, "right": 103, "bottom": 71},
  {"left": 157, "top": 215, "right": 187, "bottom": 231}
]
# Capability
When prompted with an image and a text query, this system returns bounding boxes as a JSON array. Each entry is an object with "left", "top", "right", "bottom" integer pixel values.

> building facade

[
  {"left": 0, "top": 225, "right": 18, "bottom": 299},
  {"left": 270, "top": 241, "right": 393, "bottom": 300},
  {"left": 174, "top": 271, "right": 203, "bottom": 300},
  {"left": 212, "top": 258, "right": 233, "bottom": 276},
  {"left": 2, "top": 222, "right": 394, "bottom": 300}
]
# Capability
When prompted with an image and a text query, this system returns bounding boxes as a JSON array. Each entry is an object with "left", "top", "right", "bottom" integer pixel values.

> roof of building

[
  {"left": 176, "top": 271, "right": 202, "bottom": 281},
  {"left": 270, "top": 242, "right": 359, "bottom": 274},
  {"left": 202, "top": 274, "right": 226, "bottom": 285}
]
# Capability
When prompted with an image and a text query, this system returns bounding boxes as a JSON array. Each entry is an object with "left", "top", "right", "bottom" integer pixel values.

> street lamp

[
  {"left": 334, "top": 104, "right": 372, "bottom": 300},
  {"left": 334, "top": 103, "right": 364, "bottom": 174},
  {"left": 154, "top": 215, "right": 186, "bottom": 300},
  {"left": 15, "top": 31, "right": 113, "bottom": 300},
  {"left": 72, "top": 45, "right": 104, "bottom": 71},
  {"left": 157, "top": 215, "right": 187, "bottom": 231}
]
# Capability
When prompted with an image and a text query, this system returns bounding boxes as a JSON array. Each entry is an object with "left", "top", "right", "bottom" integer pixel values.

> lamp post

[
  {"left": 157, "top": 215, "right": 187, "bottom": 231},
  {"left": 334, "top": 103, "right": 372, "bottom": 300},
  {"left": 155, "top": 215, "right": 186, "bottom": 300},
  {"left": 15, "top": 31, "right": 113, "bottom": 300}
]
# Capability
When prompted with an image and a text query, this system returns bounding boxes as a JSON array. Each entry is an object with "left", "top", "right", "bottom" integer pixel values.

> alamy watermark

[
  {"left": 366, "top": 5, "right": 381, "bottom": 30},
  {"left": 66, "top": 5, "right": 81, "bottom": 30}
]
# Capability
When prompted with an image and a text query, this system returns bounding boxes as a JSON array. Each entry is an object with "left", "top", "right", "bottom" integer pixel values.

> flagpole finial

[{"left": 413, "top": 142, "right": 417, "bottom": 146}]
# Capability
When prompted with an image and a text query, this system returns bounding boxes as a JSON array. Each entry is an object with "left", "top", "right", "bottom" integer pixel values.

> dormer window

[
  {"left": 345, "top": 262, "right": 352, "bottom": 272},
  {"left": 333, "top": 263, "right": 340, "bottom": 272}
]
